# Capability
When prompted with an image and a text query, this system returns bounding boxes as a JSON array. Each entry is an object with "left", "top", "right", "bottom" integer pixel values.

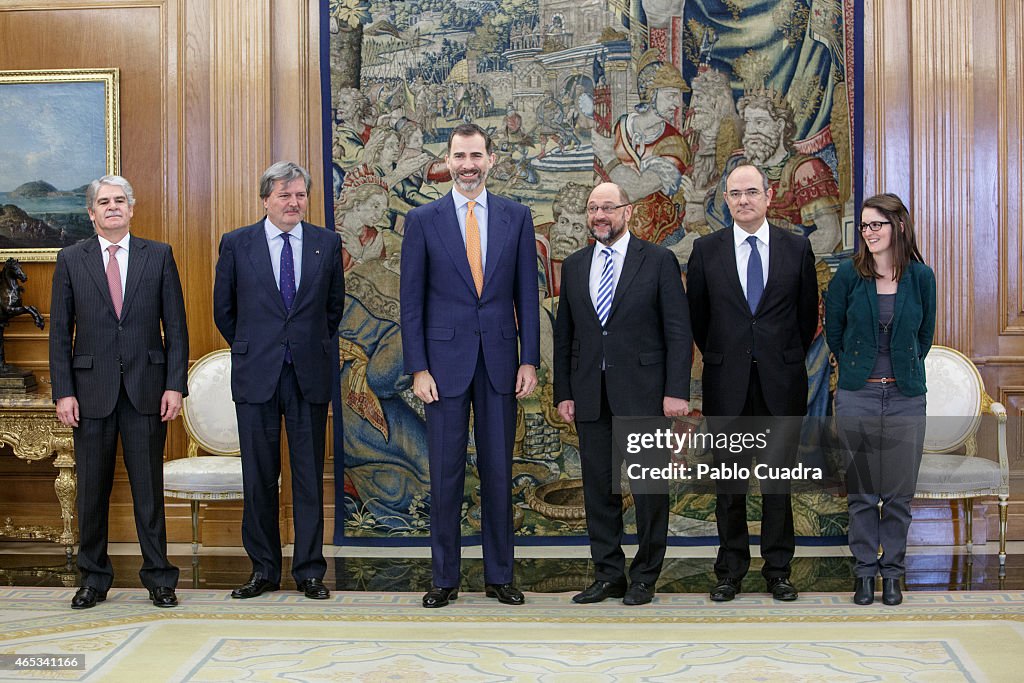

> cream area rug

[{"left": 1, "top": 588, "right": 1022, "bottom": 681}]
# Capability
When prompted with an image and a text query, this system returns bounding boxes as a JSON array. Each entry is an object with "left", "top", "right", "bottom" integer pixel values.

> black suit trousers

[
  {"left": 577, "top": 374, "right": 668, "bottom": 586},
  {"left": 75, "top": 381, "right": 178, "bottom": 592},
  {"left": 713, "top": 362, "right": 796, "bottom": 581}
]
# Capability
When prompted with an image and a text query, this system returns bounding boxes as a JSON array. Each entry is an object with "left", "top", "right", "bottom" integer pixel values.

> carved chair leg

[{"left": 964, "top": 497, "right": 973, "bottom": 553}]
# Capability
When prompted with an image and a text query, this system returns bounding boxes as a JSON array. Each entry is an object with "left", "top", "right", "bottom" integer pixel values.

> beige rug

[{"left": 1, "top": 588, "right": 1022, "bottom": 681}]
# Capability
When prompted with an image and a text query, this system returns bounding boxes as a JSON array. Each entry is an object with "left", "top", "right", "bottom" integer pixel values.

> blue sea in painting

[{"left": 0, "top": 192, "right": 86, "bottom": 214}]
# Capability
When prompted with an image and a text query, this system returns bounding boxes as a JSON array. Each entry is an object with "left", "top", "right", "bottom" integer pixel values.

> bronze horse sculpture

[{"left": 0, "top": 257, "right": 45, "bottom": 371}]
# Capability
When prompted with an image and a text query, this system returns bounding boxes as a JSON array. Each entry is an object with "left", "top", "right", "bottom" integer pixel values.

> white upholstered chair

[
  {"left": 163, "top": 349, "right": 242, "bottom": 556},
  {"left": 917, "top": 345, "right": 1009, "bottom": 567}
]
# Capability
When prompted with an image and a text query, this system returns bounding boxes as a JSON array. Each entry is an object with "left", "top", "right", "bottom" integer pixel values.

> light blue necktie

[
  {"left": 595, "top": 247, "right": 615, "bottom": 326},
  {"left": 746, "top": 235, "right": 763, "bottom": 314}
]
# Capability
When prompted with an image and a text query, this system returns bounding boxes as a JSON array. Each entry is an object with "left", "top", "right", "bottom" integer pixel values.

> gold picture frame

[{"left": 0, "top": 68, "right": 120, "bottom": 262}]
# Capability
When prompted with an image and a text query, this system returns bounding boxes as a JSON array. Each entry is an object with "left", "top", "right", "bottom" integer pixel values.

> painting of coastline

[{"left": 0, "top": 69, "right": 119, "bottom": 261}]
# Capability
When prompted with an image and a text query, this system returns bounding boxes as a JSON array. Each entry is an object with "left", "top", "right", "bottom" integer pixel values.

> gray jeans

[{"left": 835, "top": 383, "right": 926, "bottom": 578}]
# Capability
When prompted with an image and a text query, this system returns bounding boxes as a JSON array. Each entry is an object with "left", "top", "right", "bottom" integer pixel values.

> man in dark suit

[
  {"left": 686, "top": 163, "right": 818, "bottom": 602},
  {"left": 553, "top": 182, "right": 692, "bottom": 606},
  {"left": 400, "top": 123, "right": 540, "bottom": 608},
  {"left": 50, "top": 175, "right": 188, "bottom": 609},
  {"left": 214, "top": 161, "right": 345, "bottom": 600}
]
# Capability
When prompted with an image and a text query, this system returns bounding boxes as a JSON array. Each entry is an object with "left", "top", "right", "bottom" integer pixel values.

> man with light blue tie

[
  {"left": 214, "top": 161, "right": 345, "bottom": 601},
  {"left": 553, "top": 182, "right": 692, "bottom": 606},
  {"left": 686, "top": 164, "right": 819, "bottom": 603}
]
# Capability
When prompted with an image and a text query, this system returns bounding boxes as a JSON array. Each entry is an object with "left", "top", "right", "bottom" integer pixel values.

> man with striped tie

[{"left": 553, "top": 182, "right": 692, "bottom": 606}]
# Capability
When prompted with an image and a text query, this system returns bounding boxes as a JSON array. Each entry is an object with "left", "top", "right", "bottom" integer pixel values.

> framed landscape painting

[{"left": 0, "top": 68, "right": 120, "bottom": 261}]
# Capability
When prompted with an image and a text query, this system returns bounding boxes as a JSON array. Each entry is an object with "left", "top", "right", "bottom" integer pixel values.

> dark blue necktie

[
  {"left": 746, "top": 235, "right": 763, "bottom": 314},
  {"left": 280, "top": 232, "right": 295, "bottom": 362}
]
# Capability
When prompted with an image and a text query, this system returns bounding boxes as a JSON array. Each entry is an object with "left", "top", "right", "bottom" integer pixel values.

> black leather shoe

[
  {"left": 767, "top": 577, "right": 799, "bottom": 601},
  {"left": 853, "top": 577, "right": 875, "bottom": 605},
  {"left": 623, "top": 582, "right": 655, "bottom": 605},
  {"left": 710, "top": 578, "right": 741, "bottom": 602},
  {"left": 572, "top": 580, "right": 627, "bottom": 604},
  {"left": 231, "top": 573, "right": 280, "bottom": 599},
  {"left": 297, "top": 578, "right": 330, "bottom": 600},
  {"left": 148, "top": 586, "right": 178, "bottom": 608},
  {"left": 485, "top": 583, "right": 525, "bottom": 605},
  {"left": 882, "top": 577, "right": 903, "bottom": 605},
  {"left": 71, "top": 586, "right": 107, "bottom": 610},
  {"left": 422, "top": 586, "right": 458, "bottom": 608}
]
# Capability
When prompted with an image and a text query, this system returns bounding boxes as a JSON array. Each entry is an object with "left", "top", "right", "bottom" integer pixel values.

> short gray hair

[
  {"left": 86, "top": 175, "right": 135, "bottom": 207},
  {"left": 259, "top": 161, "right": 311, "bottom": 199}
]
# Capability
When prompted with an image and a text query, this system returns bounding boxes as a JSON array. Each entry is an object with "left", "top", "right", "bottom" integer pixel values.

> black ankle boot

[
  {"left": 853, "top": 577, "right": 875, "bottom": 605},
  {"left": 882, "top": 577, "right": 903, "bottom": 605}
]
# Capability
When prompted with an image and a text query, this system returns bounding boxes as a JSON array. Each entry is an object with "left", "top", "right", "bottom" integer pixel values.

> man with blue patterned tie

[
  {"left": 553, "top": 182, "right": 692, "bottom": 606},
  {"left": 686, "top": 164, "right": 819, "bottom": 603},
  {"left": 214, "top": 162, "right": 345, "bottom": 601}
]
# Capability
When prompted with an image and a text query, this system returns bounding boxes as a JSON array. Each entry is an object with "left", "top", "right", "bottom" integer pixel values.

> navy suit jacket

[
  {"left": 400, "top": 191, "right": 540, "bottom": 397},
  {"left": 213, "top": 220, "right": 345, "bottom": 404},
  {"left": 49, "top": 235, "right": 189, "bottom": 419}
]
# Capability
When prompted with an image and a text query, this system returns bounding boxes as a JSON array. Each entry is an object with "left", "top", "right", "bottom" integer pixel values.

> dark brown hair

[
  {"left": 853, "top": 193, "right": 925, "bottom": 281},
  {"left": 447, "top": 122, "right": 493, "bottom": 155}
]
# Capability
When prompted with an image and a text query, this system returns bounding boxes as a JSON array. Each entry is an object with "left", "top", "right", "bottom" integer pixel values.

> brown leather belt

[{"left": 865, "top": 377, "right": 897, "bottom": 384}]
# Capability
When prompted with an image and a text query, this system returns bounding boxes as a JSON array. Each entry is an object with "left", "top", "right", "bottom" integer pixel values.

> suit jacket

[
  {"left": 553, "top": 236, "right": 692, "bottom": 422},
  {"left": 687, "top": 225, "right": 818, "bottom": 417},
  {"left": 213, "top": 220, "right": 345, "bottom": 404},
  {"left": 825, "top": 259, "right": 935, "bottom": 396},
  {"left": 400, "top": 191, "right": 540, "bottom": 397},
  {"left": 49, "top": 235, "right": 189, "bottom": 419}
]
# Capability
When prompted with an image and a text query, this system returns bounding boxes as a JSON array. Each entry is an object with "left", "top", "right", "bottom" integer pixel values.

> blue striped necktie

[{"left": 595, "top": 247, "right": 615, "bottom": 326}]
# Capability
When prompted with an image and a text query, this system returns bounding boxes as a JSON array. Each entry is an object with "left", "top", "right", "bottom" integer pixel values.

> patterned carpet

[{"left": 1, "top": 588, "right": 1022, "bottom": 681}]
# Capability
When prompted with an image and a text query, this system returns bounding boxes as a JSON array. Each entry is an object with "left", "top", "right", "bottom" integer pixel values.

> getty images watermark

[
  {"left": 611, "top": 415, "right": 857, "bottom": 496},
  {"left": 623, "top": 426, "right": 823, "bottom": 484}
]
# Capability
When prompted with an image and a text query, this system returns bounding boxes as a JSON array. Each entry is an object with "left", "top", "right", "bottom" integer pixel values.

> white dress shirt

[
  {"left": 733, "top": 220, "right": 770, "bottom": 299},
  {"left": 97, "top": 232, "right": 130, "bottom": 293},
  {"left": 589, "top": 230, "right": 631, "bottom": 312},
  {"left": 265, "top": 219, "right": 303, "bottom": 291}
]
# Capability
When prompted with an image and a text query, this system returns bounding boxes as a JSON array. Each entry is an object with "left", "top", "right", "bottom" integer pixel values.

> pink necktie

[{"left": 106, "top": 244, "right": 123, "bottom": 318}]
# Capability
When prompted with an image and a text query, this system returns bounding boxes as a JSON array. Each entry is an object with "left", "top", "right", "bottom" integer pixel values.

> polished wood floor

[{"left": 2, "top": 543, "right": 1019, "bottom": 593}]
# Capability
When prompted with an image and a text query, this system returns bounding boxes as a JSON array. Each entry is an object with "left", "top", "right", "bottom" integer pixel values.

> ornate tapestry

[{"left": 327, "top": 0, "right": 861, "bottom": 542}]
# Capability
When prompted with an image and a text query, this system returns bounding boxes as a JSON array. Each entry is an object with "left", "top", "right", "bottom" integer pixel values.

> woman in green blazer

[{"left": 825, "top": 193, "right": 936, "bottom": 606}]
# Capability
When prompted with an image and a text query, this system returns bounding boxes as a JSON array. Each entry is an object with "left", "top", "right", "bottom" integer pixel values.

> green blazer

[{"left": 825, "top": 259, "right": 936, "bottom": 396}]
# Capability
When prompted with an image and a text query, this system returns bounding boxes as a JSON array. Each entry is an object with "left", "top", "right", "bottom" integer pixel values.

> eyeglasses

[
  {"left": 858, "top": 221, "right": 891, "bottom": 232},
  {"left": 726, "top": 189, "right": 764, "bottom": 200},
  {"left": 586, "top": 203, "right": 629, "bottom": 215}
]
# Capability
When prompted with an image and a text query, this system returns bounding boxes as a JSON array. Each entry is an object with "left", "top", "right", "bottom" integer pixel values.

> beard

[
  {"left": 743, "top": 132, "right": 778, "bottom": 165},
  {"left": 588, "top": 218, "right": 627, "bottom": 246},
  {"left": 453, "top": 167, "right": 489, "bottom": 193}
]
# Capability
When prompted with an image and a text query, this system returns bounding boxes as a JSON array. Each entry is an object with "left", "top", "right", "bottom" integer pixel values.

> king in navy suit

[
  {"left": 400, "top": 123, "right": 540, "bottom": 608},
  {"left": 214, "top": 162, "right": 345, "bottom": 601}
]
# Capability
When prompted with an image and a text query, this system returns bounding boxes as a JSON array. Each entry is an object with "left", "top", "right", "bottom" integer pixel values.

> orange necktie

[{"left": 466, "top": 200, "right": 484, "bottom": 295}]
